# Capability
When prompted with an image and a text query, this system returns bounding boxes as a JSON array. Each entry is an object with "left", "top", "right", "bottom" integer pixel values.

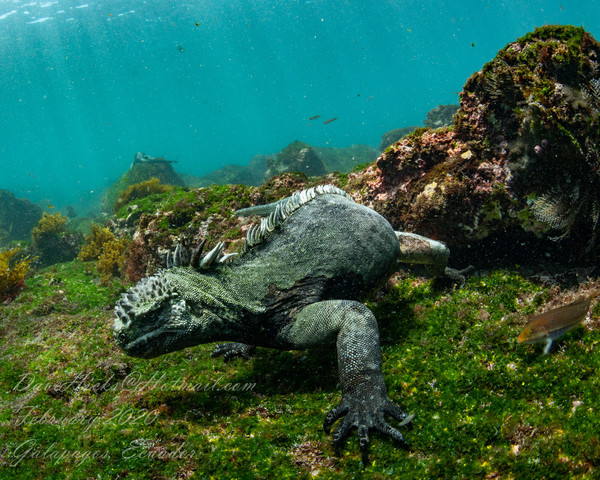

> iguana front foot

[
  {"left": 211, "top": 342, "right": 255, "bottom": 361},
  {"left": 324, "top": 385, "right": 413, "bottom": 464}
]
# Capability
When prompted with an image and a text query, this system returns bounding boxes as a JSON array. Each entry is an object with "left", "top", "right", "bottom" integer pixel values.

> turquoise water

[{"left": 0, "top": 0, "right": 597, "bottom": 212}]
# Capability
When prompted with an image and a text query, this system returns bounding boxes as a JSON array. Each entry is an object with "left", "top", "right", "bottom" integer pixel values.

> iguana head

[
  {"left": 113, "top": 272, "right": 201, "bottom": 358},
  {"left": 114, "top": 240, "right": 234, "bottom": 358}
]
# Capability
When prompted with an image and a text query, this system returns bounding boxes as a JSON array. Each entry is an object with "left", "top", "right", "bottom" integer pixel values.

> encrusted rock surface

[
  {"left": 347, "top": 25, "right": 600, "bottom": 262},
  {"left": 379, "top": 126, "right": 419, "bottom": 151}
]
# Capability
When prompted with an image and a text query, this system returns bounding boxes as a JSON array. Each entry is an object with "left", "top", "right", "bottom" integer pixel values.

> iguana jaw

[
  {"left": 113, "top": 295, "right": 195, "bottom": 358},
  {"left": 115, "top": 322, "right": 176, "bottom": 358}
]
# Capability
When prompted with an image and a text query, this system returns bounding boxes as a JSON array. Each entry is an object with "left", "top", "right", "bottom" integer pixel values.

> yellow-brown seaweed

[
  {"left": 517, "top": 292, "right": 598, "bottom": 354},
  {"left": 0, "top": 248, "right": 35, "bottom": 302}
]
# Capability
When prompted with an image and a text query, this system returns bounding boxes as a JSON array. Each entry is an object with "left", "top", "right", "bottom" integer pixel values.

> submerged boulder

[
  {"left": 0, "top": 190, "right": 42, "bottom": 245},
  {"left": 349, "top": 25, "right": 600, "bottom": 262},
  {"left": 264, "top": 141, "right": 327, "bottom": 180},
  {"left": 102, "top": 153, "right": 185, "bottom": 212},
  {"left": 186, "top": 144, "right": 377, "bottom": 189},
  {"left": 30, "top": 212, "right": 82, "bottom": 266}
]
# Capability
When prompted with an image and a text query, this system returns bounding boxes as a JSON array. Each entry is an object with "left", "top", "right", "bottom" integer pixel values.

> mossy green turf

[
  {"left": 1, "top": 261, "right": 599, "bottom": 479},
  {"left": 113, "top": 178, "right": 353, "bottom": 223}
]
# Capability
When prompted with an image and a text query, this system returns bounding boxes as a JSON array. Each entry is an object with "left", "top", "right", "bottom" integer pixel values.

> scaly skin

[{"left": 114, "top": 185, "right": 458, "bottom": 463}]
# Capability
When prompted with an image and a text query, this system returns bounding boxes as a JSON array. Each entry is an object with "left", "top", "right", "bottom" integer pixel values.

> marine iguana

[{"left": 114, "top": 185, "right": 462, "bottom": 463}]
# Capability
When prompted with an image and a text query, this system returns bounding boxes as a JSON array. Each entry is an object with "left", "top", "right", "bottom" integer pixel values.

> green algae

[
  {"left": 114, "top": 186, "right": 193, "bottom": 220},
  {"left": 2, "top": 260, "right": 124, "bottom": 320},
  {"left": 516, "top": 25, "right": 587, "bottom": 48},
  {"left": 1, "top": 263, "right": 599, "bottom": 478},
  {"left": 115, "top": 184, "right": 254, "bottom": 221},
  {"left": 114, "top": 178, "right": 173, "bottom": 212}
]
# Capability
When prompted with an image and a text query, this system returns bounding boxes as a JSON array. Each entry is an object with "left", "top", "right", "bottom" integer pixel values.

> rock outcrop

[
  {"left": 348, "top": 25, "right": 600, "bottom": 262},
  {"left": 0, "top": 190, "right": 43, "bottom": 245},
  {"left": 264, "top": 141, "right": 327, "bottom": 180},
  {"left": 102, "top": 153, "right": 185, "bottom": 212}
]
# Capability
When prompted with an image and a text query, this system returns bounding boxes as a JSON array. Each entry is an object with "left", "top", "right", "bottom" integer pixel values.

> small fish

[
  {"left": 517, "top": 292, "right": 598, "bottom": 354},
  {"left": 323, "top": 117, "right": 338, "bottom": 124},
  {"left": 309, "top": 115, "right": 320, "bottom": 120},
  {"left": 176, "top": 45, "right": 184, "bottom": 52},
  {"left": 48, "top": 204, "right": 54, "bottom": 209}
]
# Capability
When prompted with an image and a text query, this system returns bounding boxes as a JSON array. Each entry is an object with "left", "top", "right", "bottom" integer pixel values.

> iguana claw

[{"left": 323, "top": 389, "right": 413, "bottom": 465}]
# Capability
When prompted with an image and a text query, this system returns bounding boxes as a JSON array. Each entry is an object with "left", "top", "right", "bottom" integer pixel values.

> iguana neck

[{"left": 162, "top": 267, "right": 265, "bottom": 320}]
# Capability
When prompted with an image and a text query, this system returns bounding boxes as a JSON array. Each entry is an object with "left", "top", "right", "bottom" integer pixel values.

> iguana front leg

[{"left": 277, "top": 300, "right": 412, "bottom": 464}]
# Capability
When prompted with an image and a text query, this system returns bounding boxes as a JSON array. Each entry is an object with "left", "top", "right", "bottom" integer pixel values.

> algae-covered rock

[
  {"left": 378, "top": 105, "right": 458, "bottom": 152},
  {"left": 30, "top": 212, "right": 82, "bottom": 266},
  {"left": 457, "top": 25, "right": 600, "bottom": 246},
  {"left": 101, "top": 152, "right": 185, "bottom": 212},
  {"left": 264, "top": 141, "right": 327, "bottom": 180},
  {"left": 113, "top": 178, "right": 173, "bottom": 211},
  {"left": 0, "top": 190, "right": 43, "bottom": 245},
  {"left": 121, "top": 184, "right": 254, "bottom": 281},
  {"left": 348, "top": 25, "right": 600, "bottom": 261}
]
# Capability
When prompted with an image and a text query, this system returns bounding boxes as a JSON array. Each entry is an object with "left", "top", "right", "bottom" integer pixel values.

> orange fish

[
  {"left": 517, "top": 292, "right": 598, "bottom": 354},
  {"left": 323, "top": 117, "right": 338, "bottom": 124}
]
